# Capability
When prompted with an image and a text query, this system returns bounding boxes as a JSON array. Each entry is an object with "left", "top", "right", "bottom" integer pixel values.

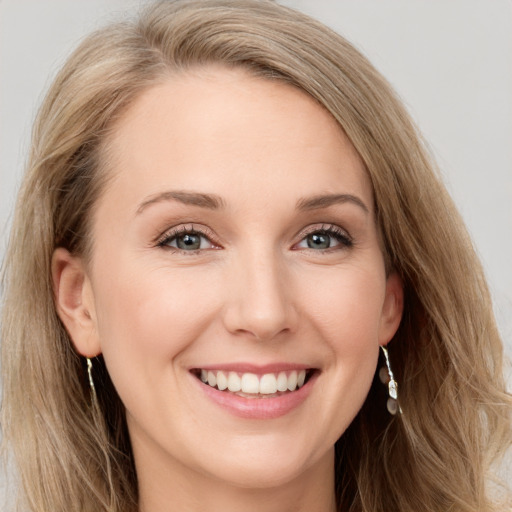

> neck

[{"left": 136, "top": 445, "right": 337, "bottom": 512}]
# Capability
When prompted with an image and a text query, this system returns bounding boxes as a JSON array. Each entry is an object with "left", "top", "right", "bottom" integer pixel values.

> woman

[{"left": 1, "top": 1, "right": 510, "bottom": 511}]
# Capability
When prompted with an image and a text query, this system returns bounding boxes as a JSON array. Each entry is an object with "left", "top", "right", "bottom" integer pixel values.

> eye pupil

[
  {"left": 177, "top": 233, "right": 201, "bottom": 250},
  {"left": 307, "top": 232, "right": 330, "bottom": 249}
]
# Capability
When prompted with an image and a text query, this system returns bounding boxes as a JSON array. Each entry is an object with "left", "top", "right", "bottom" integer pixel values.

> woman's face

[{"left": 56, "top": 67, "right": 402, "bottom": 491}]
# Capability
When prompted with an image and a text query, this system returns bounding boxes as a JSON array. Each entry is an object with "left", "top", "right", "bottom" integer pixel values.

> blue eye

[
  {"left": 158, "top": 228, "right": 214, "bottom": 251},
  {"left": 305, "top": 232, "right": 332, "bottom": 249},
  {"left": 296, "top": 226, "right": 352, "bottom": 250}
]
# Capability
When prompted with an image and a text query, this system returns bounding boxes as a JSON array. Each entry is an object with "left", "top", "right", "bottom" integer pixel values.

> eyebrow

[
  {"left": 296, "top": 193, "right": 369, "bottom": 214},
  {"left": 136, "top": 190, "right": 369, "bottom": 216},
  {"left": 136, "top": 190, "right": 226, "bottom": 214}
]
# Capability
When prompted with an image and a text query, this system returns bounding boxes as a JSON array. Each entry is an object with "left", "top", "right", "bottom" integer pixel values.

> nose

[{"left": 222, "top": 249, "right": 298, "bottom": 341}]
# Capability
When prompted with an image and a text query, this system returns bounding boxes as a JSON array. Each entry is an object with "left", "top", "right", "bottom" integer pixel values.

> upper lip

[{"left": 190, "top": 362, "right": 314, "bottom": 375}]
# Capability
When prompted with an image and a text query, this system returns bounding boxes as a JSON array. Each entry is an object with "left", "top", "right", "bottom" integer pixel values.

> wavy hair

[{"left": 1, "top": 1, "right": 510, "bottom": 511}]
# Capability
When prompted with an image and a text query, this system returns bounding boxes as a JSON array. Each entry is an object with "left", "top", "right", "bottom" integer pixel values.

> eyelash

[
  {"left": 156, "top": 224, "right": 218, "bottom": 253},
  {"left": 156, "top": 223, "right": 353, "bottom": 253},
  {"left": 296, "top": 224, "right": 353, "bottom": 252}
]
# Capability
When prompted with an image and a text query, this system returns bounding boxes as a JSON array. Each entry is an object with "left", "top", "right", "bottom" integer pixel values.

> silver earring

[
  {"left": 86, "top": 357, "right": 98, "bottom": 405},
  {"left": 379, "top": 346, "right": 401, "bottom": 415}
]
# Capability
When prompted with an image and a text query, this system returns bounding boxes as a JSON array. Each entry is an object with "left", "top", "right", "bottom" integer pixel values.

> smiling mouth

[{"left": 191, "top": 369, "right": 316, "bottom": 398}]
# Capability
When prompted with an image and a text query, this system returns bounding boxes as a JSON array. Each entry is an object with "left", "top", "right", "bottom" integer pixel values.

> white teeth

[
  {"left": 216, "top": 371, "right": 228, "bottom": 390},
  {"left": 287, "top": 371, "right": 298, "bottom": 391},
  {"left": 227, "top": 372, "right": 241, "bottom": 392},
  {"left": 276, "top": 372, "right": 288, "bottom": 392},
  {"left": 199, "top": 369, "right": 310, "bottom": 395},
  {"left": 207, "top": 371, "right": 217, "bottom": 387},
  {"left": 241, "top": 373, "right": 260, "bottom": 393},
  {"left": 259, "top": 373, "right": 278, "bottom": 394}
]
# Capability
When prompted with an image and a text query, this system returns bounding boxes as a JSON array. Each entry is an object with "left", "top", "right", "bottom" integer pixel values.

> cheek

[
  {"left": 298, "top": 262, "right": 386, "bottom": 345},
  {"left": 89, "top": 261, "right": 226, "bottom": 432},
  {"left": 91, "top": 261, "right": 221, "bottom": 372},
  {"left": 297, "top": 262, "right": 385, "bottom": 414}
]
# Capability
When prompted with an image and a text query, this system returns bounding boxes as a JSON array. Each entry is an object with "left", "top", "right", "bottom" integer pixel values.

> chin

[{"left": 200, "top": 442, "right": 331, "bottom": 490}]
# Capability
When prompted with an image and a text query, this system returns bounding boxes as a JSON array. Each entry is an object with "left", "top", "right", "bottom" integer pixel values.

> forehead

[{"left": 100, "top": 66, "right": 372, "bottom": 215}]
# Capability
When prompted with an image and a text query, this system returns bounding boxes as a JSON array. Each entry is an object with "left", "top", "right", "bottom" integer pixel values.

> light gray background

[{"left": 1, "top": 0, "right": 511, "bottom": 503}]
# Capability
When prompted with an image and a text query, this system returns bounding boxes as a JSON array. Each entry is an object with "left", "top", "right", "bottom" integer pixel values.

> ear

[
  {"left": 52, "top": 248, "right": 101, "bottom": 357},
  {"left": 379, "top": 271, "right": 404, "bottom": 346}
]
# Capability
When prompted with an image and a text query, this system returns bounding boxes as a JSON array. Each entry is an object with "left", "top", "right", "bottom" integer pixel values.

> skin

[{"left": 53, "top": 67, "right": 403, "bottom": 512}]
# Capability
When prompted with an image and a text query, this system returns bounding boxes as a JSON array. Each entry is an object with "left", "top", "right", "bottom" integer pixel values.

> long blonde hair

[{"left": 2, "top": 1, "right": 510, "bottom": 511}]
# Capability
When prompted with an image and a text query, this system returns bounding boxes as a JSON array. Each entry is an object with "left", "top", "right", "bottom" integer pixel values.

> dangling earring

[
  {"left": 86, "top": 357, "right": 98, "bottom": 405},
  {"left": 379, "top": 346, "right": 402, "bottom": 415}
]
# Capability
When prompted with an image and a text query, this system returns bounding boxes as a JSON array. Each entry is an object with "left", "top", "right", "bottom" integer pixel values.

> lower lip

[{"left": 193, "top": 372, "right": 318, "bottom": 419}]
